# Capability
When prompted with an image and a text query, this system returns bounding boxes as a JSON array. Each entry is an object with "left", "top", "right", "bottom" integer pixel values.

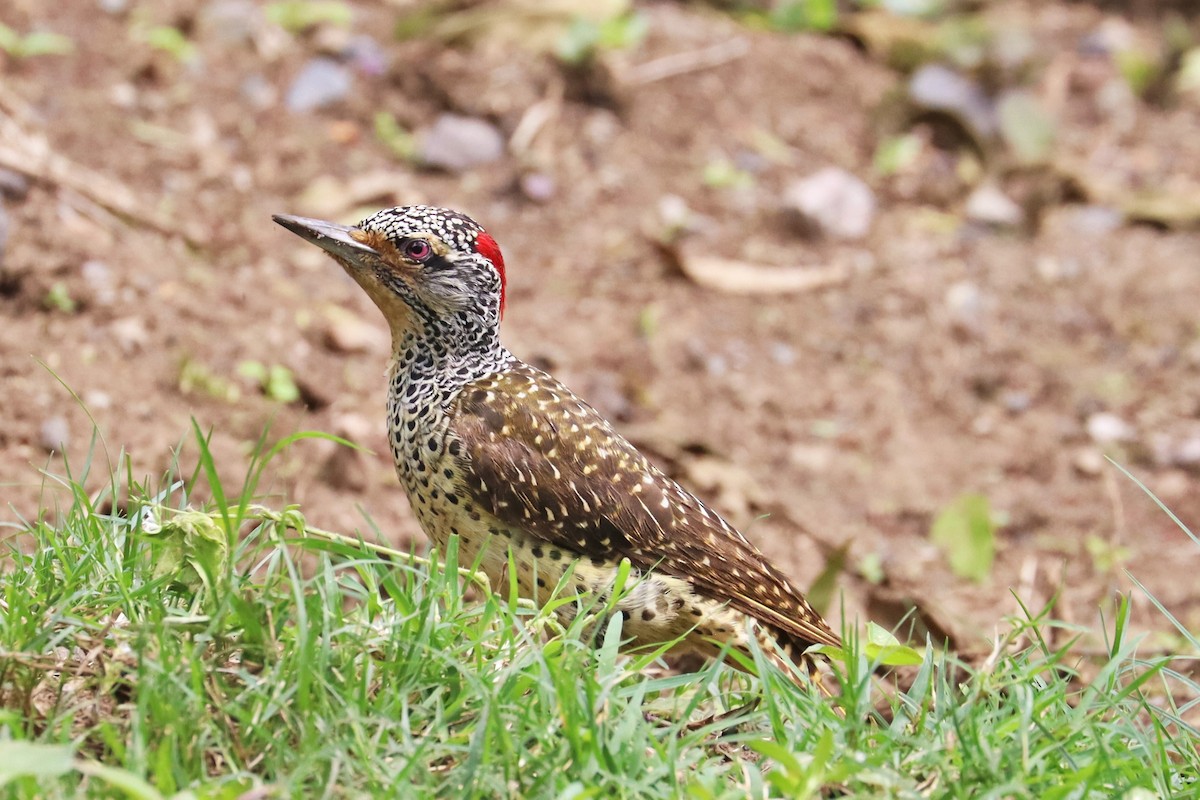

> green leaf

[
  {"left": 266, "top": 1, "right": 353, "bottom": 33},
  {"left": 555, "top": 12, "right": 646, "bottom": 65},
  {"left": 237, "top": 361, "right": 300, "bottom": 403},
  {"left": 265, "top": 365, "right": 300, "bottom": 404},
  {"left": 1177, "top": 47, "right": 1200, "bottom": 95},
  {"left": 996, "top": 91, "right": 1056, "bottom": 165},
  {"left": 0, "top": 24, "right": 73, "bottom": 58},
  {"left": 144, "top": 508, "right": 231, "bottom": 592},
  {"left": 44, "top": 282, "right": 77, "bottom": 313},
  {"left": 18, "top": 31, "right": 74, "bottom": 57},
  {"left": 701, "top": 159, "right": 753, "bottom": 189},
  {"left": 374, "top": 112, "right": 416, "bottom": 161},
  {"left": 0, "top": 742, "right": 75, "bottom": 786},
  {"left": 873, "top": 133, "right": 922, "bottom": 177},
  {"left": 236, "top": 360, "right": 266, "bottom": 382},
  {"left": 930, "top": 492, "right": 995, "bottom": 582},
  {"left": 76, "top": 762, "right": 165, "bottom": 800},
  {"left": 770, "top": 0, "right": 838, "bottom": 33},
  {"left": 863, "top": 622, "right": 924, "bottom": 666},
  {"left": 745, "top": 738, "right": 802, "bottom": 776},
  {"left": 142, "top": 26, "right": 196, "bottom": 63},
  {"left": 815, "top": 622, "right": 924, "bottom": 667}
]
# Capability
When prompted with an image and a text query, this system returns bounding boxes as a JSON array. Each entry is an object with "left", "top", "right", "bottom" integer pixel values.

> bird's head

[{"left": 274, "top": 205, "right": 507, "bottom": 341}]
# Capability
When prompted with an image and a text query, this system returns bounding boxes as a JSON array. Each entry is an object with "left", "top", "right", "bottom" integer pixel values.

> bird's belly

[{"left": 415, "top": 503, "right": 758, "bottom": 659}]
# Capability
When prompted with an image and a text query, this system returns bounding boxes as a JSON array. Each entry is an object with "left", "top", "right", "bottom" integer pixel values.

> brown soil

[{"left": 3, "top": 0, "right": 1200, "bottom": 652}]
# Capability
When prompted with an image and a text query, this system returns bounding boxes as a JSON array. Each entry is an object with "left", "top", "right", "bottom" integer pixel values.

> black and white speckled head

[{"left": 274, "top": 205, "right": 508, "bottom": 342}]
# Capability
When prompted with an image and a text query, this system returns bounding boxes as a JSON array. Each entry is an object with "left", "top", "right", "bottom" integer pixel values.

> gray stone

[
  {"left": 944, "top": 280, "right": 986, "bottom": 334},
  {"left": 909, "top": 64, "right": 997, "bottom": 141},
  {"left": 417, "top": 114, "right": 505, "bottom": 172},
  {"left": 346, "top": 34, "right": 388, "bottom": 76},
  {"left": 39, "top": 416, "right": 70, "bottom": 454},
  {"left": 1086, "top": 412, "right": 1134, "bottom": 445},
  {"left": 286, "top": 58, "right": 352, "bottom": 113},
  {"left": 199, "top": 0, "right": 262, "bottom": 44},
  {"left": 965, "top": 183, "right": 1023, "bottom": 227},
  {"left": 80, "top": 260, "right": 116, "bottom": 306},
  {"left": 0, "top": 169, "right": 30, "bottom": 201},
  {"left": 783, "top": 167, "right": 876, "bottom": 240},
  {"left": 519, "top": 172, "right": 556, "bottom": 203}
]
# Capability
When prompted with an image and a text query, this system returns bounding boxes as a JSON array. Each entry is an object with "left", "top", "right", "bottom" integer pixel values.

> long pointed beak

[{"left": 273, "top": 214, "right": 379, "bottom": 267}]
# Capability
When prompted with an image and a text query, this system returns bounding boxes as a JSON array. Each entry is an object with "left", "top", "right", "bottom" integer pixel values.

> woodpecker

[{"left": 274, "top": 206, "right": 841, "bottom": 683}]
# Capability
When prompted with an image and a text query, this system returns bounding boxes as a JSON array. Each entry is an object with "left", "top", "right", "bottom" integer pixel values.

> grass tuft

[{"left": 0, "top": 428, "right": 1197, "bottom": 797}]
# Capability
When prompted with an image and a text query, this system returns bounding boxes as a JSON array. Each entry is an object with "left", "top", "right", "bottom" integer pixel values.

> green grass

[{"left": 0, "top": 429, "right": 1197, "bottom": 799}]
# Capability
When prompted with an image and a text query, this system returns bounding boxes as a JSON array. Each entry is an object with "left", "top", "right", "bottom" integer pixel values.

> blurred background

[{"left": 2, "top": 0, "right": 1200, "bottom": 653}]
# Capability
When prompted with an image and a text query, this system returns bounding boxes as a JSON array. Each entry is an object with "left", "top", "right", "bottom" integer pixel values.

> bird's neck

[{"left": 390, "top": 316, "right": 510, "bottom": 405}]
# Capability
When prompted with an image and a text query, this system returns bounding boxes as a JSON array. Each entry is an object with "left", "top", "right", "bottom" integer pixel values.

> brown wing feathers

[{"left": 450, "top": 363, "right": 842, "bottom": 652}]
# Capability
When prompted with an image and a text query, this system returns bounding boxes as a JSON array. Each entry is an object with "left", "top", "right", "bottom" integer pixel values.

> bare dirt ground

[{"left": 3, "top": 0, "right": 1200, "bottom": 653}]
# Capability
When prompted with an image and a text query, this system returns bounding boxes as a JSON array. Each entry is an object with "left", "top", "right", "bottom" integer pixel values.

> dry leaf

[{"left": 670, "top": 249, "right": 850, "bottom": 295}]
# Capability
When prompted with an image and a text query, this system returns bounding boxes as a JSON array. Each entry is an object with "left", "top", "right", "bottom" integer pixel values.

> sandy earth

[{"left": 3, "top": 0, "right": 1200, "bottom": 654}]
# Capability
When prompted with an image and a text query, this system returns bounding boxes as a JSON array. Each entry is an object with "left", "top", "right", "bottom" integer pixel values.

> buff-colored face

[{"left": 274, "top": 205, "right": 507, "bottom": 340}]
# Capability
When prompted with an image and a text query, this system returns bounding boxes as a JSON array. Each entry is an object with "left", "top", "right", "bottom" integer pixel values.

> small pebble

[
  {"left": 82, "top": 390, "right": 112, "bottom": 410},
  {"left": 945, "top": 280, "right": 985, "bottom": 335},
  {"left": 322, "top": 307, "right": 387, "bottom": 354},
  {"left": 80, "top": 260, "right": 116, "bottom": 305},
  {"left": 286, "top": 58, "right": 352, "bottom": 113},
  {"left": 417, "top": 114, "right": 505, "bottom": 172},
  {"left": 965, "top": 183, "right": 1023, "bottom": 228},
  {"left": 1001, "top": 390, "right": 1032, "bottom": 414},
  {"left": 198, "top": 0, "right": 262, "bottom": 44},
  {"left": 1173, "top": 434, "right": 1200, "bottom": 469},
  {"left": 519, "top": 172, "right": 556, "bottom": 203},
  {"left": 1064, "top": 205, "right": 1122, "bottom": 236},
  {"left": 345, "top": 34, "right": 388, "bottom": 76},
  {"left": 1072, "top": 447, "right": 1105, "bottom": 477},
  {"left": 39, "top": 417, "right": 70, "bottom": 453},
  {"left": 1086, "top": 412, "right": 1134, "bottom": 445},
  {"left": 1035, "top": 255, "right": 1080, "bottom": 283},
  {"left": 0, "top": 169, "right": 30, "bottom": 201},
  {"left": 110, "top": 317, "right": 149, "bottom": 353},
  {"left": 783, "top": 167, "right": 876, "bottom": 240},
  {"left": 657, "top": 194, "right": 693, "bottom": 233},
  {"left": 909, "top": 64, "right": 997, "bottom": 140}
]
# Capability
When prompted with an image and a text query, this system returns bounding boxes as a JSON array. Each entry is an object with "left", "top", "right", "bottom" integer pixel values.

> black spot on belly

[
  {"left": 536, "top": 577, "right": 546, "bottom": 588},
  {"left": 530, "top": 546, "right": 544, "bottom": 559},
  {"left": 446, "top": 493, "right": 460, "bottom": 505},
  {"left": 641, "top": 608, "right": 656, "bottom": 622},
  {"left": 689, "top": 608, "right": 704, "bottom": 618},
  {"left": 547, "top": 549, "right": 562, "bottom": 561}
]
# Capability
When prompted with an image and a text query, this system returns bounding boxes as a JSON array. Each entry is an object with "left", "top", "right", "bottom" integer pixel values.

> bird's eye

[{"left": 403, "top": 240, "right": 432, "bottom": 262}]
